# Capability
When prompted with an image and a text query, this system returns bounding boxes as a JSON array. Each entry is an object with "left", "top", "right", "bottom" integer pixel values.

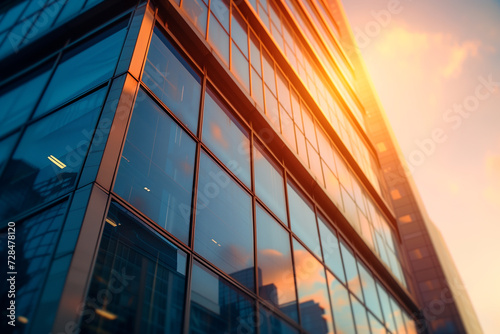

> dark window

[
  {"left": 143, "top": 28, "right": 201, "bottom": 133},
  {"left": 80, "top": 203, "right": 187, "bottom": 334},
  {"left": 259, "top": 306, "right": 299, "bottom": 334},
  {"left": 189, "top": 261, "right": 256, "bottom": 334},
  {"left": 36, "top": 22, "right": 126, "bottom": 116},
  {"left": 256, "top": 205, "right": 297, "bottom": 321},
  {"left": 0, "top": 64, "right": 51, "bottom": 137},
  {"left": 202, "top": 88, "right": 251, "bottom": 187},
  {"left": 0, "top": 88, "right": 106, "bottom": 220},
  {"left": 114, "top": 89, "right": 196, "bottom": 245},
  {"left": 0, "top": 202, "right": 67, "bottom": 334},
  {"left": 194, "top": 151, "right": 254, "bottom": 290}
]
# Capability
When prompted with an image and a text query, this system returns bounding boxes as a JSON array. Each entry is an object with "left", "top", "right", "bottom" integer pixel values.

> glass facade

[{"left": 0, "top": 0, "right": 456, "bottom": 333}]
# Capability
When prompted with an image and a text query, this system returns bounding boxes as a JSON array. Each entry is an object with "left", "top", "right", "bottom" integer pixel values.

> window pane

[
  {"left": 323, "top": 162, "right": 342, "bottom": 209},
  {"left": 327, "top": 271, "right": 356, "bottom": 334},
  {"left": 262, "top": 51, "right": 275, "bottom": 94},
  {"left": 182, "top": 0, "right": 208, "bottom": 35},
  {"left": 254, "top": 144, "right": 286, "bottom": 223},
  {"left": 36, "top": 23, "right": 126, "bottom": 115},
  {"left": 280, "top": 108, "right": 296, "bottom": 152},
  {"left": 259, "top": 306, "right": 299, "bottom": 334},
  {"left": 231, "top": 41, "right": 250, "bottom": 91},
  {"left": 340, "top": 242, "right": 363, "bottom": 301},
  {"left": 318, "top": 217, "right": 345, "bottom": 282},
  {"left": 208, "top": 13, "right": 229, "bottom": 65},
  {"left": 376, "top": 283, "right": 397, "bottom": 333},
  {"left": 210, "top": 0, "right": 229, "bottom": 30},
  {"left": 0, "top": 88, "right": 105, "bottom": 220},
  {"left": 114, "top": 90, "right": 196, "bottom": 245},
  {"left": 202, "top": 88, "right": 251, "bottom": 187},
  {"left": 250, "top": 34, "right": 261, "bottom": 75},
  {"left": 264, "top": 85, "right": 279, "bottom": 128},
  {"left": 351, "top": 298, "right": 370, "bottom": 334},
  {"left": 143, "top": 28, "right": 201, "bottom": 133},
  {"left": 231, "top": 9, "right": 248, "bottom": 56},
  {"left": 0, "top": 133, "right": 17, "bottom": 172},
  {"left": 0, "top": 64, "right": 51, "bottom": 137},
  {"left": 287, "top": 182, "right": 321, "bottom": 258},
  {"left": 292, "top": 240, "right": 334, "bottom": 334},
  {"left": 358, "top": 262, "right": 383, "bottom": 320},
  {"left": 189, "top": 261, "right": 256, "bottom": 334},
  {"left": 369, "top": 312, "right": 386, "bottom": 334},
  {"left": 81, "top": 203, "right": 187, "bottom": 334},
  {"left": 0, "top": 202, "right": 67, "bottom": 334},
  {"left": 256, "top": 205, "right": 297, "bottom": 321},
  {"left": 390, "top": 297, "right": 406, "bottom": 334},
  {"left": 251, "top": 69, "right": 264, "bottom": 110},
  {"left": 194, "top": 151, "right": 254, "bottom": 290}
]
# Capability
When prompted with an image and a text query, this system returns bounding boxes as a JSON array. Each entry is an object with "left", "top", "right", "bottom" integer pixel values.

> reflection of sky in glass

[
  {"left": 327, "top": 271, "right": 356, "bottom": 334},
  {"left": 351, "top": 297, "right": 370, "bottom": 334},
  {"left": 357, "top": 261, "right": 383, "bottom": 320},
  {"left": 292, "top": 239, "right": 334, "bottom": 334},
  {"left": 254, "top": 144, "right": 287, "bottom": 223},
  {"left": 340, "top": 242, "right": 363, "bottom": 301},
  {"left": 256, "top": 205, "right": 297, "bottom": 321},
  {"left": 376, "top": 282, "right": 397, "bottom": 333},
  {"left": 287, "top": 182, "right": 322, "bottom": 258},
  {"left": 194, "top": 151, "right": 254, "bottom": 290},
  {"left": 202, "top": 88, "right": 251, "bottom": 187},
  {"left": 318, "top": 216, "right": 346, "bottom": 282}
]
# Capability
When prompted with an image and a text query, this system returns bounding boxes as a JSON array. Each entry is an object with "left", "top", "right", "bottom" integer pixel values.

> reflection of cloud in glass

[
  {"left": 210, "top": 122, "right": 229, "bottom": 149},
  {"left": 293, "top": 244, "right": 334, "bottom": 334}
]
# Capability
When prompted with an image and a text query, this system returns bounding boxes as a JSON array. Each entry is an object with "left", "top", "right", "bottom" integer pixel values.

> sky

[{"left": 340, "top": 0, "right": 500, "bottom": 332}]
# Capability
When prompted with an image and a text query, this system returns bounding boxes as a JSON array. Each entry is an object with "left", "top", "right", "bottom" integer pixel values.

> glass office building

[{"left": 0, "top": 0, "right": 480, "bottom": 333}]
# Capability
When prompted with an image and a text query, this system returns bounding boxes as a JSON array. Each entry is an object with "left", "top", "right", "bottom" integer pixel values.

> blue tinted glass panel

[
  {"left": 202, "top": 88, "right": 250, "bottom": 187},
  {"left": 327, "top": 271, "right": 356, "bottom": 334},
  {"left": 259, "top": 306, "right": 299, "bottom": 334},
  {"left": 340, "top": 242, "right": 363, "bottom": 301},
  {"left": 358, "top": 262, "right": 383, "bottom": 321},
  {"left": 287, "top": 182, "right": 321, "bottom": 258},
  {"left": 254, "top": 144, "right": 286, "bottom": 223},
  {"left": 256, "top": 205, "right": 297, "bottom": 321},
  {"left": 369, "top": 312, "right": 386, "bottom": 334},
  {"left": 143, "top": 28, "right": 201, "bottom": 133},
  {"left": 208, "top": 13, "right": 229, "bottom": 65},
  {"left": 0, "top": 2, "right": 27, "bottom": 33},
  {"left": 231, "top": 42, "right": 250, "bottom": 90},
  {"left": 194, "top": 152, "right": 254, "bottom": 290},
  {"left": 292, "top": 240, "right": 333, "bottom": 334},
  {"left": 352, "top": 298, "right": 370, "bottom": 334},
  {"left": 189, "top": 261, "right": 256, "bottom": 334},
  {"left": 318, "top": 217, "right": 345, "bottom": 282},
  {"left": 55, "top": 0, "right": 86, "bottom": 26},
  {"left": 36, "top": 23, "right": 126, "bottom": 115},
  {"left": 0, "top": 133, "right": 17, "bottom": 172},
  {"left": 81, "top": 203, "right": 187, "bottom": 334},
  {"left": 0, "top": 88, "right": 106, "bottom": 220},
  {"left": 390, "top": 297, "right": 406, "bottom": 334},
  {"left": 114, "top": 90, "right": 196, "bottom": 245},
  {"left": 210, "top": 0, "right": 229, "bottom": 30},
  {"left": 0, "top": 201, "right": 66, "bottom": 334},
  {"left": 181, "top": 0, "right": 208, "bottom": 35},
  {"left": 0, "top": 65, "right": 51, "bottom": 137}
]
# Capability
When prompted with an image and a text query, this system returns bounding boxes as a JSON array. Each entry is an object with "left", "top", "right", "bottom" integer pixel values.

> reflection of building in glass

[{"left": 0, "top": 0, "right": 481, "bottom": 333}]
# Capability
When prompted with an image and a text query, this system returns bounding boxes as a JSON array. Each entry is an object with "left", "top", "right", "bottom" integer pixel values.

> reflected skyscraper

[{"left": 0, "top": 0, "right": 480, "bottom": 333}]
